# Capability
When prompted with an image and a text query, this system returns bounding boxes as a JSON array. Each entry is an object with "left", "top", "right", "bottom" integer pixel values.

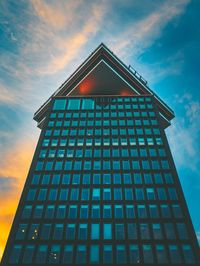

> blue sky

[{"left": 0, "top": 0, "right": 200, "bottom": 257}]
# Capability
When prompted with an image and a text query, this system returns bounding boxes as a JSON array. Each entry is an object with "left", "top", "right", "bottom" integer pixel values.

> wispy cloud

[{"left": 167, "top": 92, "right": 200, "bottom": 171}]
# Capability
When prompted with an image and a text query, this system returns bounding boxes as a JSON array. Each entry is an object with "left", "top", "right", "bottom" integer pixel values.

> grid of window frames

[{"left": 9, "top": 96, "right": 196, "bottom": 264}]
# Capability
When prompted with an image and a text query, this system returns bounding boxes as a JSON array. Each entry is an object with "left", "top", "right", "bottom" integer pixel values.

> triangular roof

[{"left": 34, "top": 43, "right": 174, "bottom": 128}]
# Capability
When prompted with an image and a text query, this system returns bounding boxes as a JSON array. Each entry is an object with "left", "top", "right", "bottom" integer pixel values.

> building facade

[{"left": 1, "top": 44, "right": 200, "bottom": 265}]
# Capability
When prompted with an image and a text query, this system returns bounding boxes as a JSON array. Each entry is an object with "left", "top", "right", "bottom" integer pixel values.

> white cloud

[{"left": 166, "top": 93, "right": 200, "bottom": 172}]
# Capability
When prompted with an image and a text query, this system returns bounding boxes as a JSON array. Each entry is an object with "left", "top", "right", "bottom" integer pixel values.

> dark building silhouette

[{"left": 1, "top": 44, "right": 200, "bottom": 265}]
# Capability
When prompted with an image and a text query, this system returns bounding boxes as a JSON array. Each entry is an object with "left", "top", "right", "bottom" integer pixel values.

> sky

[{"left": 0, "top": 0, "right": 200, "bottom": 260}]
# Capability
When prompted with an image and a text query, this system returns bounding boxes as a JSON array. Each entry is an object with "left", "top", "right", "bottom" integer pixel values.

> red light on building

[{"left": 79, "top": 77, "right": 95, "bottom": 94}]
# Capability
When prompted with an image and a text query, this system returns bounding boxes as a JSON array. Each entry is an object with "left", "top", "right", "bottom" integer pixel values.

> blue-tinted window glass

[
  {"left": 63, "top": 245, "right": 73, "bottom": 264},
  {"left": 104, "top": 223, "right": 112, "bottom": 239},
  {"left": 143, "top": 245, "right": 154, "bottom": 263},
  {"left": 32, "top": 174, "right": 40, "bottom": 184},
  {"left": 123, "top": 173, "right": 132, "bottom": 184},
  {"left": 45, "top": 205, "right": 55, "bottom": 219},
  {"left": 53, "top": 99, "right": 66, "bottom": 110},
  {"left": 49, "top": 245, "right": 60, "bottom": 263},
  {"left": 66, "top": 224, "right": 75, "bottom": 240},
  {"left": 116, "top": 245, "right": 127, "bottom": 264},
  {"left": 80, "top": 205, "right": 88, "bottom": 218},
  {"left": 126, "top": 205, "right": 135, "bottom": 218},
  {"left": 53, "top": 224, "right": 63, "bottom": 240},
  {"left": 45, "top": 161, "right": 53, "bottom": 171},
  {"left": 68, "top": 205, "right": 77, "bottom": 219},
  {"left": 149, "top": 205, "right": 159, "bottom": 218},
  {"left": 78, "top": 224, "right": 87, "bottom": 240},
  {"left": 35, "top": 245, "right": 48, "bottom": 263},
  {"left": 59, "top": 189, "right": 68, "bottom": 201},
  {"left": 38, "top": 189, "right": 47, "bottom": 201},
  {"left": 70, "top": 188, "right": 79, "bottom": 201},
  {"left": 128, "top": 223, "right": 137, "bottom": 239},
  {"left": 34, "top": 205, "right": 44, "bottom": 218},
  {"left": 164, "top": 223, "right": 175, "bottom": 239},
  {"left": 146, "top": 188, "right": 156, "bottom": 200},
  {"left": 169, "top": 245, "right": 182, "bottom": 263},
  {"left": 22, "top": 245, "right": 35, "bottom": 264},
  {"left": 90, "top": 245, "right": 99, "bottom": 264},
  {"left": 132, "top": 160, "right": 140, "bottom": 169},
  {"left": 129, "top": 245, "right": 140, "bottom": 264},
  {"left": 16, "top": 224, "right": 28, "bottom": 240},
  {"left": 92, "top": 205, "right": 100, "bottom": 218},
  {"left": 41, "top": 224, "right": 51, "bottom": 240},
  {"left": 56, "top": 205, "right": 66, "bottom": 218},
  {"left": 135, "top": 188, "right": 144, "bottom": 200},
  {"left": 182, "top": 245, "right": 195, "bottom": 264},
  {"left": 168, "top": 188, "right": 178, "bottom": 200},
  {"left": 115, "top": 205, "right": 123, "bottom": 218},
  {"left": 140, "top": 223, "right": 150, "bottom": 239},
  {"left": 28, "top": 224, "right": 39, "bottom": 240},
  {"left": 172, "top": 204, "right": 183, "bottom": 218},
  {"left": 138, "top": 205, "right": 147, "bottom": 218},
  {"left": 177, "top": 223, "right": 188, "bottom": 239},
  {"left": 22, "top": 205, "right": 32, "bottom": 219},
  {"left": 67, "top": 99, "right": 80, "bottom": 110},
  {"left": 115, "top": 224, "right": 125, "bottom": 239},
  {"left": 91, "top": 223, "right": 100, "bottom": 239},
  {"left": 103, "top": 205, "right": 112, "bottom": 218},
  {"left": 9, "top": 245, "right": 22, "bottom": 263},
  {"left": 152, "top": 223, "right": 162, "bottom": 239},
  {"left": 81, "top": 188, "right": 89, "bottom": 201},
  {"left": 76, "top": 245, "right": 87, "bottom": 264},
  {"left": 103, "top": 174, "right": 111, "bottom": 184},
  {"left": 103, "top": 189, "right": 111, "bottom": 200},
  {"left": 114, "top": 188, "right": 122, "bottom": 200},
  {"left": 134, "top": 173, "right": 142, "bottom": 184},
  {"left": 49, "top": 189, "right": 58, "bottom": 200},
  {"left": 27, "top": 189, "right": 36, "bottom": 201},
  {"left": 42, "top": 174, "right": 50, "bottom": 185},
  {"left": 125, "top": 188, "right": 133, "bottom": 200},
  {"left": 103, "top": 245, "right": 113, "bottom": 264},
  {"left": 93, "top": 188, "right": 100, "bottom": 200},
  {"left": 161, "top": 204, "right": 171, "bottom": 218},
  {"left": 82, "top": 98, "right": 94, "bottom": 110},
  {"left": 156, "top": 245, "right": 168, "bottom": 264},
  {"left": 157, "top": 188, "right": 167, "bottom": 200},
  {"left": 144, "top": 173, "right": 153, "bottom": 184}
]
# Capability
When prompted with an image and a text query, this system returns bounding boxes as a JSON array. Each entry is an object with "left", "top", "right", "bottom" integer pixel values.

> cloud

[
  {"left": 0, "top": 176, "right": 17, "bottom": 191},
  {"left": 110, "top": 0, "right": 191, "bottom": 59},
  {"left": 167, "top": 92, "right": 200, "bottom": 171}
]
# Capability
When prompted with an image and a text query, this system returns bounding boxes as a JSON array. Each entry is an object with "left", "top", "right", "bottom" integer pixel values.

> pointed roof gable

[{"left": 34, "top": 43, "right": 174, "bottom": 128}]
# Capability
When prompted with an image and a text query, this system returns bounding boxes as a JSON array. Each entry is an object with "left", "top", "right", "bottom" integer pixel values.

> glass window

[
  {"left": 168, "top": 188, "right": 178, "bottom": 200},
  {"left": 103, "top": 245, "right": 113, "bottom": 264},
  {"left": 80, "top": 205, "right": 88, "bottom": 218},
  {"left": 169, "top": 245, "right": 182, "bottom": 263},
  {"left": 146, "top": 188, "right": 156, "bottom": 200},
  {"left": 91, "top": 223, "right": 100, "bottom": 239},
  {"left": 41, "top": 224, "right": 51, "bottom": 240},
  {"left": 104, "top": 223, "right": 112, "bottom": 240},
  {"left": 66, "top": 224, "right": 75, "bottom": 240},
  {"left": 49, "top": 245, "right": 60, "bottom": 263},
  {"left": 128, "top": 223, "right": 137, "bottom": 239},
  {"left": 152, "top": 223, "right": 163, "bottom": 239},
  {"left": 28, "top": 224, "right": 39, "bottom": 240},
  {"left": 90, "top": 245, "right": 99, "bottom": 264},
  {"left": 53, "top": 99, "right": 66, "bottom": 110},
  {"left": 35, "top": 245, "right": 48, "bottom": 264},
  {"left": 34, "top": 205, "right": 44, "bottom": 218},
  {"left": 140, "top": 223, "right": 150, "bottom": 239},
  {"left": 27, "top": 189, "right": 36, "bottom": 201},
  {"left": 56, "top": 205, "right": 66, "bottom": 218},
  {"left": 68, "top": 205, "right": 77, "bottom": 219},
  {"left": 103, "top": 174, "right": 111, "bottom": 184},
  {"left": 135, "top": 188, "right": 144, "bottom": 200},
  {"left": 126, "top": 205, "right": 135, "bottom": 218},
  {"left": 177, "top": 223, "right": 188, "bottom": 239},
  {"left": 48, "top": 188, "right": 58, "bottom": 201},
  {"left": 82, "top": 98, "right": 94, "bottom": 110},
  {"left": 164, "top": 223, "right": 175, "bottom": 239},
  {"left": 76, "top": 245, "right": 87, "bottom": 264},
  {"left": 129, "top": 245, "right": 140, "bottom": 264},
  {"left": 67, "top": 99, "right": 80, "bottom": 110},
  {"left": 114, "top": 205, "right": 123, "bottom": 218},
  {"left": 9, "top": 245, "right": 22, "bottom": 263},
  {"left": 157, "top": 188, "right": 167, "bottom": 200},
  {"left": 115, "top": 224, "right": 125, "bottom": 240},
  {"left": 70, "top": 188, "right": 79, "bottom": 201},
  {"left": 92, "top": 205, "right": 100, "bottom": 218},
  {"left": 134, "top": 173, "right": 142, "bottom": 184},
  {"left": 52, "top": 174, "right": 61, "bottom": 184},
  {"left": 161, "top": 204, "right": 171, "bottom": 218},
  {"left": 22, "top": 245, "right": 35, "bottom": 264},
  {"left": 42, "top": 174, "right": 50, "bottom": 185},
  {"left": 93, "top": 188, "right": 100, "bottom": 200},
  {"left": 125, "top": 188, "right": 133, "bottom": 200},
  {"left": 81, "top": 188, "right": 89, "bottom": 201},
  {"left": 149, "top": 205, "right": 159, "bottom": 218},
  {"left": 103, "top": 205, "right": 112, "bottom": 218},
  {"left": 172, "top": 204, "right": 183, "bottom": 218},
  {"left": 16, "top": 224, "right": 28, "bottom": 240},
  {"left": 156, "top": 245, "right": 168, "bottom": 264},
  {"left": 182, "top": 244, "right": 195, "bottom": 264},
  {"left": 32, "top": 174, "right": 40, "bottom": 184},
  {"left": 103, "top": 188, "right": 111, "bottom": 200},
  {"left": 22, "top": 205, "right": 32, "bottom": 219},
  {"left": 45, "top": 205, "right": 55, "bottom": 219},
  {"left": 38, "top": 189, "right": 47, "bottom": 201},
  {"left": 78, "top": 224, "right": 87, "bottom": 240},
  {"left": 63, "top": 245, "right": 73, "bottom": 264},
  {"left": 53, "top": 224, "right": 63, "bottom": 240},
  {"left": 59, "top": 189, "right": 68, "bottom": 201},
  {"left": 116, "top": 245, "right": 127, "bottom": 264},
  {"left": 114, "top": 188, "right": 122, "bottom": 200},
  {"left": 143, "top": 245, "right": 154, "bottom": 263},
  {"left": 137, "top": 205, "right": 147, "bottom": 218}
]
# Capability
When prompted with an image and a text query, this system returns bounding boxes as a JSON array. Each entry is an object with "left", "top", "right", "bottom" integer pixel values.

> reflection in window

[
  {"left": 76, "top": 245, "right": 87, "bottom": 264},
  {"left": 129, "top": 245, "right": 140, "bottom": 264},
  {"left": 116, "top": 245, "right": 127, "bottom": 264},
  {"left": 49, "top": 245, "right": 60, "bottom": 264},
  {"left": 90, "top": 245, "right": 99, "bottom": 264},
  {"left": 143, "top": 245, "right": 154, "bottom": 263},
  {"left": 63, "top": 245, "right": 73, "bottom": 264},
  {"left": 103, "top": 245, "right": 113, "bottom": 264}
]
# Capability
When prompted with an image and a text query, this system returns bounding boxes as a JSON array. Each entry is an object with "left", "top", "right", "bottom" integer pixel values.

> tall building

[{"left": 1, "top": 43, "right": 199, "bottom": 265}]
